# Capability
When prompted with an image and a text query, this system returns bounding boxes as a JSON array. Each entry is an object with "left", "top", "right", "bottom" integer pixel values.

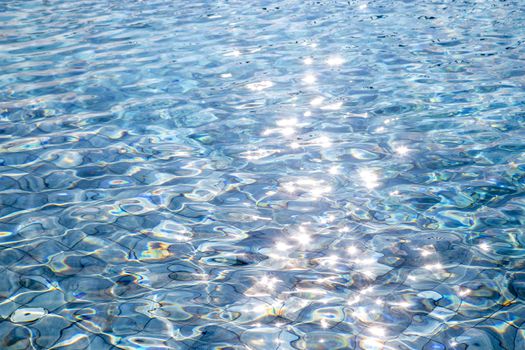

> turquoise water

[{"left": 1, "top": 0, "right": 525, "bottom": 349}]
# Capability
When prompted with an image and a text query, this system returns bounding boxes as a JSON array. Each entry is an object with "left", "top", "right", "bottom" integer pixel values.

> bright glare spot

[
  {"left": 246, "top": 80, "right": 274, "bottom": 91},
  {"left": 310, "top": 96, "right": 325, "bottom": 106},
  {"left": 280, "top": 127, "right": 295, "bottom": 136},
  {"left": 325, "top": 254, "right": 338, "bottom": 265},
  {"left": 368, "top": 326, "right": 386, "bottom": 338},
  {"left": 352, "top": 308, "right": 367, "bottom": 320},
  {"left": 424, "top": 263, "right": 443, "bottom": 271},
  {"left": 458, "top": 288, "right": 471, "bottom": 297},
  {"left": 311, "top": 186, "right": 331, "bottom": 198},
  {"left": 284, "top": 183, "right": 296, "bottom": 193},
  {"left": 479, "top": 242, "right": 490, "bottom": 251},
  {"left": 303, "top": 57, "right": 314, "bottom": 65},
  {"left": 251, "top": 339, "right": 265, "bottom": 345},
  {"left": 241, "top": 149, "right": 279, "bottom": 160},
  {"left": 395, "top": 145, "right": 410, "bottom": 156},
  {"left": 253, "top": 304, "right": 267, "bottom": 314},
  {"left": 302, "top": 74, "right": 317, "bottom": 84},
  {"left": 420, "top": 249, "right": 433, "bottom": 257},
  {"left": 348, "top": 295, "right": 361, "bottom": 305},
  {"left": 276, "top": 118, "right": 298, "bottom": 127},
  {"left": 362, "top": 338, "right": 383, "bottom": 349},
  {"left": 293, "top": 230, "right": 312, "bottom": 246},
  {"left": 225, "top": 50, "right": 241, "bottom": 57},
  {"left": 359, "top": 168, "right": 380, "bottom": 189},
  {"left": 290, "top": 142, "right": 300, "bottom": 149},
  {"left": 359, "top": 3, "right": 368, "bottom": 10},
  {"left": 329, "top": 166, "right": 339, "bottom": 175},
  {"left": 320, "top": 318, "right": 329, "bottom": 329},
  {"left": 361, "top": 286, "right": 374, "bottom": 294},
  {"left": 355, "top": 257, "right": 375, "bottom": 265},
  {"left": 317, "top": 135, "right": 332, "bottom": 148},
  {"left": 276, "top": 241, "right": 292, "bottom": 251},
  {"left": 220, "top": 73, "right": 232, "bottom": 78},
  {"left": 347, "top": 246, "right": 358, "bottom": 255},
  {"left": 326, "top": 56, "right": 345, "bottom": 66},
  {"left": 303, "top": 110, "right": 312, "bottom": 117},
  {"left": 321, "top": 101, "right": 343, "bottom": 110},
  {"left": 392, "top": 301, "right": 411, "bottom": 308},
  {"left": 259, "top": 275, "right": 281, "bottom": 290}
]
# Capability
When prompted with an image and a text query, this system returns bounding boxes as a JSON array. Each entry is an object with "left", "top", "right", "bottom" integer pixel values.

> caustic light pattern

[{"left": 1, "top": 0, "right": 525, "bottom": 349}]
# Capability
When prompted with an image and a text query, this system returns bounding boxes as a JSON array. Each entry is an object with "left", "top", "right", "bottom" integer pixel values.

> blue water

[{"left": 1, "top": 0, "right": 525, "bottom": 349}]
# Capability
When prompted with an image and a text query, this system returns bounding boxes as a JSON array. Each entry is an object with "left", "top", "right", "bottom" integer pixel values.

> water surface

[{"left": 1, "top": 0, "right": 525, "bottom": 349}]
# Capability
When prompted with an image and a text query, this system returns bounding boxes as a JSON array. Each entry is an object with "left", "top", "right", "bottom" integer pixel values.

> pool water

[{"left": 1, "top": 0, "right": 525, "bottom": 349}]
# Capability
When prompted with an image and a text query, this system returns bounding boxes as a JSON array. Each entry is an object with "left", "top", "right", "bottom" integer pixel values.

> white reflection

[
  {"left": 303, "top": 57, "right": 314, "bottom": 65},
  {"left": 259, "top": 275, "right": 280, "bottom": 290},
  {"left": 275, "top": 241, "right": 292, "bottom": 251},
  {"left": 302, "top": 74, "right": 317, "bottom": 84},
  {"left": 316, "top": 135, "right": 332, "bottom": 148},
  {"left": 368, "top": 326, "right": 386, "bottom": 337},
  {"left": 420, "top": 248, "right": 433, "bottom": 257},
  {"left": 240, "top": 149, "right": 279, "bottom": 160},
  {"left": 280, "top": 127, "right": 295, "bottom": 136},
  {"left": 329, "top": 166, "right": 339, "bottom": 175},
  {"left": 458, "top": 288, "right": 471, "bottom": 297},
  {"left": 224, "top": 50, "right": 241, "bottom": 57},
  {"left": 479, "top": 242, "right": 490, "bottom": 251},
  {"left": 424, "top": 262, "right": 443, "bottom": 271},
  {"left": 359, "top": 168, "right": 380, "bottom": 189},
  {"left": 303, "top": 110, "right": 312, "bottom": 117},
  {"left": 395, "top": 145, "right": 410, "bottom": 156},
  {"left": 276, "top": 117, "right": 298, "bottom": 127},
  {"left": 284, "top": 183, "right": 296, "bottom": 193},
  {"left": 347, "top": 245, "right": 358, "bottom": 255},
  {"left": 392, "top": 301, "right": 411, "bottom": 308},
  {"left": 355, "top": 257, "right": 375, "bottom": 265},
  {"left": 220, "top": 73, "right": 232, "bottom": 78},
  {"left": 293, "top": 227, "right": 312, "bottom": 246},
  {"left": 310, "top": 96, "right": 325, "bottom": 106},
  {"left": 311, "top": 185, "right": 331, "bottom": 198},
  {"left": 321, "top": 101, "right": 343, "bottom": 110},
  {"left": 326, "top": 56, "right": 345, "bottom": 66},
  {"left": 347, "top": 295, "right": 361, "bottom": 305},
  {"left": 246, "top": 80, "right": 273, "bottom": 91}
]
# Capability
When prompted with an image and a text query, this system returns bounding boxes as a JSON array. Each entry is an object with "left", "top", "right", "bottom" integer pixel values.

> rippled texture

[{"left": 1, "top": 0, "right": 525, "bottom": 349}]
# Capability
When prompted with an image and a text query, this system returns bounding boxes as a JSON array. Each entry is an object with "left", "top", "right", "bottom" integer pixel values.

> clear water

[{"left": 1, "top": 0, "right": 525, "bottom": 349}]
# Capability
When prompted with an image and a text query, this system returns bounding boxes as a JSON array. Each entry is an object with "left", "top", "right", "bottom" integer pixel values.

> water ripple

[{"left": 1, "top": 0, "right": 525, "bottom": 349}]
